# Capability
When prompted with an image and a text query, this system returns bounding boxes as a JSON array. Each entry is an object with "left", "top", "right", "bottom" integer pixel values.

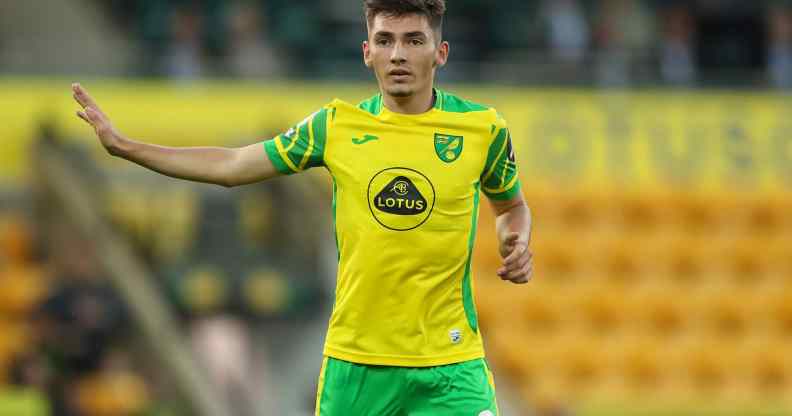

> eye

[
  {"left": 410, "top": 38, "right": 424, "bottom": 46},
  {"left": 376, "top": 38, "right": 391, "bottom": 46}
]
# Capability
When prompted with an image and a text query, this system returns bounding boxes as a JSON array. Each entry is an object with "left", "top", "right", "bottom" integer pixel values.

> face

[{"left": 363, "top": 13, "right": 449, "bottom": 99}]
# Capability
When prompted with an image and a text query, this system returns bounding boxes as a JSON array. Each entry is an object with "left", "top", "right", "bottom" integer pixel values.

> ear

[
  {"left": 434, "top": 40, "right": 449, "bottom": 68},
  {"left": 363, "top": 41, "right": 373, "bottom": 68}
]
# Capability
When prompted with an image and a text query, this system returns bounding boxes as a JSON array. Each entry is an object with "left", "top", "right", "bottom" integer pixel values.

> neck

[{"left": 381, "top": 86, "right": 435, "bottom": 115}]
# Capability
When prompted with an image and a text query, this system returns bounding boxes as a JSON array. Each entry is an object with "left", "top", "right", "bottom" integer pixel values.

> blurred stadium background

[{"left": 1, "top": 0, "right": 792, "bottom": 415}]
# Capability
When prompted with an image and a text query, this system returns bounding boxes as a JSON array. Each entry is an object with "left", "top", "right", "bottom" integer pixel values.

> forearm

[
  {"left": 113, "top": 135, "right": 237, "bottom": 186},
  {"left": 495, "top": 200, "right": 532, "bottom": 245}
]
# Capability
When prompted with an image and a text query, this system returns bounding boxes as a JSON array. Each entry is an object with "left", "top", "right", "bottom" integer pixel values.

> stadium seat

[
  {"left": 699, "top": 289, "right": 753, "bottom": 339},
  {"left": 150, "top": 187, "right": 198, "bottom": 263},
  {"left": 75, "top": 371, "right": 150, "bottom": 416},
  {"left": 674, "top": 339, "right": 741, "bottom": 396},
  {"left": 0, "top": 216, "right": 33, "bottom": 266},
  {"left": 767, "top": 291, "right": 792, "bottom": 336},
  {"left": 596, "top": 236, "right": 649, "bottom": 286},
  {"left": 741, "top": 336, "right": 791, "bottom": 396},
  {"left": 485, "top": 323, "right": 552, "bottom": 386},
  {"left": 105, "top": 181, "right": 154, "bottom": 242},
  {"left": 531, "top": 232, "right": 592, "bottom": 285},
  {"left": 666, "top": 191, "right": 723, "bottom": 232},
  {"left": 242, "top": 268, "right": 290, "bottom": 314},
  {"left": 768, "top": 240, "right": 792, "bottom": 279},
  {"left": 179, "top": 266, "right": 229, "bottom": 314},
  {"left": 557, "top": 191, "right": 607, "bottom": 230},
  {"left": 734, "top": 193, "right": 791, "bottom": 236},
  {"left": 611, "top": 335, "right": 670, "bottom": 392},
  {"left": 552, "top": 338, "right": 611, "bottom": 392},
  {"left": 657, "top": 235, "right": 713, "bottom": 287},
  {"left": 0, "top": 320, "right": 32, "bottom": 379},
  {"left": 0, "top": 265, "right": 49, "bottom": 316},
  {"left": 609, "top": 192, "right": 669, "bottom": 232},
  {"left": 632, "top": 284, "right": 691, "bottom": 337}
]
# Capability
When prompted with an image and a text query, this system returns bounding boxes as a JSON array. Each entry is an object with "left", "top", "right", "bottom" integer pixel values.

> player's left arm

[
  {"left": 489, "top": 193, "right": 533, "bottom": 284},
  {"left": 481, "top": 112, "right": 532, "bottom": 284}
]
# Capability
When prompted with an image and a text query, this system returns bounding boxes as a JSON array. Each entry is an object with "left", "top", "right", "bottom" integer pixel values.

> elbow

[{"left": 218, "top": 177, "right": 238, "bottom": 188}]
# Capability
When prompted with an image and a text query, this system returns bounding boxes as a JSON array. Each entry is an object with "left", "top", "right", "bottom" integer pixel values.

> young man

[{"left": 72, "top": 0, "right": 533, "bottom": 414}]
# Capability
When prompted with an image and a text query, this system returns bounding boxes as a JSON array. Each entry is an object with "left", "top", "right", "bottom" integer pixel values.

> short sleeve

[
  {"left": 263, "top": 105, "right": 331, "bottom": 175},
  {"left": 480, "top": 114, "right": 521, "bottom": 200}
]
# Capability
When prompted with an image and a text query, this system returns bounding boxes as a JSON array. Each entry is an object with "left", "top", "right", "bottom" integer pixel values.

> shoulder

[
  {"left": 435, "top": 89, "right": 503, "bottom": 126},
  {"left": 435, "top": 89, "right": 492, "bottom": 114},
  {"left": 435, "top": 90, "right": 508, "bottom": 139}
]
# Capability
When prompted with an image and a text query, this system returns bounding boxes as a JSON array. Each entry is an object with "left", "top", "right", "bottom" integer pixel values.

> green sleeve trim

[
  {"left": 483, "top": 179, "right": 522, "bottom": 201},
  {"left": 307, "top": 108, "right": 328, "bottom": 169},
  {"left": 481, "top": 128, "right": 508, "bottom": 181},
  {"left": 263, "top": 139, "right": 294, "bottom": 175}
]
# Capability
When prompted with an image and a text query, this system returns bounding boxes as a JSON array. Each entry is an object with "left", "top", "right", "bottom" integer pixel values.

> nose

[{"left": 390, "top": 42, "right": 407, "bottom": 65}]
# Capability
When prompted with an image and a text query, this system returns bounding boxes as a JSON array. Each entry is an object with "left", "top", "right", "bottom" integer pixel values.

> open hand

[
  {"left": 72, "top": 83, "right": 122, "bottom": 155},
  {"left": 497, "top": 232, "right": 533, "bottom": 284}
]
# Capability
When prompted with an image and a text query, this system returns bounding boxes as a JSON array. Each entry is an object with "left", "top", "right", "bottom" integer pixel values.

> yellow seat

[
  {"left": 596, "top": 236, "right": 650, "bottom": 286},
  {"left": 485, "top": 324, "right": 552, "bottom": 387},
  {"left": 741, "top": 336, "right": 792, "bottom": 397},
  {"left": 666, "top": 191, "right": 724, "bottom": 232},
  {"left": 656, "top": 235, "right": 714, "bottom": 287},
  {"left": 0, "top": 320, "right": 32, "bottom": 378},
  {"left": 672, "top": 338, "right": 741, "bottom": 396},
  {"left": 734, "top": 193, "right": 792, "bottom": 235},
  {"left": 531, "top": 232, "right": 593, "bottom": 285},
  {"left": 767, "top": 291, "right": 792, "bottom": 337},
  {"left": 609, "top": 192, "right": 670, "bottom": 231},
  {"left": 0, "top": 216, "right": 33, "bottom": 266},
  {"left": 610, "top": 335, "right": 671, "bottom": 392},
  {"left": 633, "top": 285, "right": 692, "bottom": 337},
  {"left": 567, "top": 284, "right": 633, "bottom": 335},
  {"left": 150, "top": 187, "right": 198, "bottom": 263},
  {"left": 0, "top": 265, "right": 49, "bottom": 316},
  {"left": 76, "top": 371, "right": 150, "bottom": 416},
  {"left": 707, "top": 291, "right": 754, "bottom": 339},
  {"left": 717, "top": 237, "right": 772, "bottom": 288}
]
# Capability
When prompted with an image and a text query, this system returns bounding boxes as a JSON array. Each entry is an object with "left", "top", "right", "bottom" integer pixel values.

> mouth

[{"left": 388, "top": 69, "right": 412, "bottom": 79}]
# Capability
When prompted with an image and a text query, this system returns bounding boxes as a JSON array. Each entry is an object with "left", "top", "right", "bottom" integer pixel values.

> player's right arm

[{"left": 72, "top": 83, "right": 279, "bottom": 187}]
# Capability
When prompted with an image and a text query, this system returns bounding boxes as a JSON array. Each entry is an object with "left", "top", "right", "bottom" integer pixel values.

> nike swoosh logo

[{"left": 352, "top": 135, "right": 379, "bottom": 145}]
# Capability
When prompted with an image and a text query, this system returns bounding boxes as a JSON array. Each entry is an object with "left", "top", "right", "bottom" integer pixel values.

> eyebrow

[{"left": 373, "top": 30, "right": 428, "bottom": 38}]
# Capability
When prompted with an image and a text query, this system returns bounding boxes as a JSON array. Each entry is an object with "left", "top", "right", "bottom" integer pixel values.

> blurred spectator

[
  {"left": 190, "top": 315, "right": 268, "bottom": 416},
  {"left": 659, "top": 5, "right": 697, "bottom": 86},
  {"left": 228, "top": 2, "right": 282, "bottom": 79},
  {"left": 36, "top": 224, "right": 128, "bottom": 415},
  {"left": 593, "top": 0, "right": 655, "bottom": 87},
  {"left": 768, "top": 6, "right": 792, "bottom": 89},
  {"left": 542, "top": 0, "right": 589, "bottom": 66},
  {"left": 165, "top": 6, "right": 206, "bottom": 80}
]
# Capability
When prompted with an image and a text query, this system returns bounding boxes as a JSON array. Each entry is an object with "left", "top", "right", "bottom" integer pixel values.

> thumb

[{"left": 503, "top": 232, "right": 520, "bottom": 245}]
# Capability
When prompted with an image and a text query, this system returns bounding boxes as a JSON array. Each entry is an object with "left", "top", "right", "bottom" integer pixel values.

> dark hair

[{"left": 364, "top": 0, "right": 446, "bottom": 36}]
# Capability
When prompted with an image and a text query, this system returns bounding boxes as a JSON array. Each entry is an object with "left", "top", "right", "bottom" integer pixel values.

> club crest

[{"left": 434, "top": 133, "right": 463, "bottom": 163}]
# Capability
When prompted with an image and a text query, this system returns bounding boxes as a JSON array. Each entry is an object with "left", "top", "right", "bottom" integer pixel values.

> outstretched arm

[
  {"left": 489, "top": 192, "right": 533, "bottom": 284},
  {"left": 72, "top": 83, "right": 280, "bottom": 187}
]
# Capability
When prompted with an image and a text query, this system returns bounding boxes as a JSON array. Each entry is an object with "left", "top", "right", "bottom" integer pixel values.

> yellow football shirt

[{"left": 264, "top": 89, "right": 520, "bottom": 367}]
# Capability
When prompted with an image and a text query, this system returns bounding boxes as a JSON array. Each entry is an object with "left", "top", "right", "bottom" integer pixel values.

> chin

[{"left": 385, "top": 85, "right": 413, "bottom": 98}]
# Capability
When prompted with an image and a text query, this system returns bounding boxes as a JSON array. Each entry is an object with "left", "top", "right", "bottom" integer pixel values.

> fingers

[
  {"left": 497, "top": 245, "right": 534, "bottom": 284},
  {"left": 500, "top": 261, "right": 533, "bottom": 284},
  {"left": 76, "top": 110, "right": 92, "bottom": 125},
  {"left": 502, "top": 240, "right": 527, "bottom": 266},
  {"left": 71, "top": 82, "right": 100, "bottom": 111}
]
